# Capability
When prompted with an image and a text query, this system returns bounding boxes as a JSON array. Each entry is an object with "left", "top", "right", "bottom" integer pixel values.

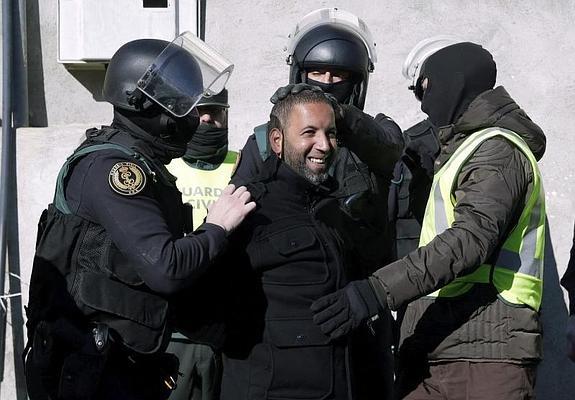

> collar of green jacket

[{"left": 438, "top": 86, "right": 546, "bottom": 161}]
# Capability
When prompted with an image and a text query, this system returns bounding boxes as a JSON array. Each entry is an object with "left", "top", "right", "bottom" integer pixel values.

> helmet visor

[{"left": 137, "top": 31, "right": 234, "bottom": 118}]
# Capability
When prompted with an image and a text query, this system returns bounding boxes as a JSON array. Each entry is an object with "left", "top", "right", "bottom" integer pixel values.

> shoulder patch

[
  {"left": 231, "top": 150, "right": 242, "bottom": 177},
  {"left": 108, "top": 161, "right": 147, "bottom": 196}
]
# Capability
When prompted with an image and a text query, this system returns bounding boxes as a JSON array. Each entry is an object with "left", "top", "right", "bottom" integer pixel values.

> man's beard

[{"left": 283, "top": 141, "right": 330, "bottom": 185}]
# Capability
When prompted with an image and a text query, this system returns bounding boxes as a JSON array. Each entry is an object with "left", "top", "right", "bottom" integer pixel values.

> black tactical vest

[{"left": 26, "top": 128, "right": 182, "bottom": 355}]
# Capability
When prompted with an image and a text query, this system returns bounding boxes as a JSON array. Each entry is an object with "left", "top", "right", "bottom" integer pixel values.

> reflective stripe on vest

[
  {"left": 167, "top": 151, "right": 238, "bottom": 230},
  {"left": 420, "top": 128, "right": 545, "bottom": 311}
]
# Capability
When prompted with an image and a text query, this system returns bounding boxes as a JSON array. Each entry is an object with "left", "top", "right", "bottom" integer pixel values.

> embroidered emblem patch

[{"left": 108, "top": 162, "right": 147, "bottom": 196}]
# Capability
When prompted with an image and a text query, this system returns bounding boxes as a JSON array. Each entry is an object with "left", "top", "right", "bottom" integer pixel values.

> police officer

[
  {"left": 166, "top": 89, "right": 237, "bottom": 400},
  {"left": 311, "top": 41, "right": 547, "bottom": 400},
  {"left": 388, "top": 36, "right": 464, "bottom": 261},
  {"left": 168, "top": 89, "right": 237, "bottom": 229},
  {"left": 24, "top": 35, "right": 255, "bottom": 400}
]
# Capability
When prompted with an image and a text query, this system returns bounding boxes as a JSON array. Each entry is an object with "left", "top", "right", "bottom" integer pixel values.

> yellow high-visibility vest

[
  {"left": 168, "top": 151, "right": 238, "bottom": 230},
  {"left": 420, "top": 128, "right": 545, "bottom": 311}
]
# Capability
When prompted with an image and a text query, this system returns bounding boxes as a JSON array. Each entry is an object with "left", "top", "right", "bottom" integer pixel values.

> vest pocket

[
  {"left": 265, "top": 319, "right": 333, "bottom": 400},
  {"left": 249, "top": 226, "right": 331, "bottom": 286},
  {"left": 77, "top": 270, "right": 168, "bottom": 354}
]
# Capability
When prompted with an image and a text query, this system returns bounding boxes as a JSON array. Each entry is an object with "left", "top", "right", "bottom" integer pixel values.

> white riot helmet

[
  {"left": 402, "top": 35, "right": 464, "bottom": 97},
  {"left": 285, "top": 8, "right": 377, "bottom": 110}
]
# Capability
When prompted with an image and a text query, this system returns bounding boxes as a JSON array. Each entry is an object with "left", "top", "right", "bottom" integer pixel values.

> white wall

[{"left": 1, "top": 0, "right": 574, "bottom": 398}]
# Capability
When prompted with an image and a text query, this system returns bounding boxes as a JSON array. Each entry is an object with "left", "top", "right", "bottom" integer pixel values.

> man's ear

[{"left": 269, "top": 128, "right": 283, "bottom": 158}]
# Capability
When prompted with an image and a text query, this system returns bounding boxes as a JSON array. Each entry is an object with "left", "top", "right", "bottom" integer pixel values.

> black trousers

[{"left": 26, "top": 343, "right": 179, "bottom": 400}]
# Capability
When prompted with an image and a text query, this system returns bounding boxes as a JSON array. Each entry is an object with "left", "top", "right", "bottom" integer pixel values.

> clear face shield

[
  {"left": 136, "top": 31, "right": 234, "bottom": 118},
  {"left": 285, "top": 8, "right": 377, "bottom": 69}
]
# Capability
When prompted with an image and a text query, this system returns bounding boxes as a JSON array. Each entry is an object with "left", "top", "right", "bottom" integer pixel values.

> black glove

[
  {"left": 333, "top": 104, "right": 366, "bottom": 143},
  {"left": 269, "top": 83, "right": 323, "bottom": 104},
  {"left": 310, "top": 279, "right": 383, "bottom": 340}
]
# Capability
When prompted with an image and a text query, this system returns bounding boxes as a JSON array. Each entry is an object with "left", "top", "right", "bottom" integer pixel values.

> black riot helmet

[
  {"left": 103, "top": 33, "right": 234, "bottom": 162},
  {"left": 103, "top": 37, "right": 204, "bottom": 118},
  {"left": 286, "top": 8, "right": 377, "bottom": 110}
]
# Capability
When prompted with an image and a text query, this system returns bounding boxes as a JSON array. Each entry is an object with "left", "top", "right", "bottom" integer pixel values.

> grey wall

[{"left": 1, "top": 0, "right": 574, "bottom": 398}]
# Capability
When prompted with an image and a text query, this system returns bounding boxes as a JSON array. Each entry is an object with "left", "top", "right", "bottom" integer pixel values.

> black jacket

[
  {"left": 232, "top": 109, "right": 404, "bottom": 269},
  {"left": 220, "top": 156, "right": 386, "bottom": 400},
  {"left": 371, "top": 86, "right": 547, "bottom": 362}
]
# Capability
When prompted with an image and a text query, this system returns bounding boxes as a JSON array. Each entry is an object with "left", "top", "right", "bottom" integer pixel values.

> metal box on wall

[{"left": 58, "top": 0, "right": 201, "bottom": 64}]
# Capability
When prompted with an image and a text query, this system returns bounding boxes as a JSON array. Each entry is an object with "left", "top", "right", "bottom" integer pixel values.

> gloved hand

[
  {"left": 332, "top": 104, "right": 365, "bottom": 143},
  {"left": 310, "top": 279, "right": 383, "bottom": 340},
  {"left": 270, "top": 83, "right": 323, "bottom": 104},
  {"left": 567, "top": 315, "right": 575, "bottom": 362}
]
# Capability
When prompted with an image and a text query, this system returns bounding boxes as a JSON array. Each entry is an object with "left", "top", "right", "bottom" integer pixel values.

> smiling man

[
  {"left": 268, "top": 91, "right": 337, "bottom": 184},
  {"left": 203, "top": 87, "right": 382, "bottom": 400}
]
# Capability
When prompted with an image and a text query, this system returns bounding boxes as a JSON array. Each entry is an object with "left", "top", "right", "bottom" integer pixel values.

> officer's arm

[
  {"left": 74, "top": 153, "right": 229, "bottom": 295},
  {"left": 370, "top": 138, "right": 530, "bottom": 310},
  {"left": 336, "top": 105, "right": 404, "bottom": 177}
]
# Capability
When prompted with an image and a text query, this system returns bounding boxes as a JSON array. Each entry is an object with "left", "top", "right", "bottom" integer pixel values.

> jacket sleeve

[
  {"left": 561, "top": 222, "right": 575, "bottom": 315},
  {"left": 230, "top": 134, "right": 264, "bottom": 186},
  {"left": 370, "top": 137, "right": 532, "bottom": 310},
  {"left": 337, "top": 105, "right": 404, "bottom": 178},
  {"left": 66, "top": 151, "right": 228, "bottom": 296}
]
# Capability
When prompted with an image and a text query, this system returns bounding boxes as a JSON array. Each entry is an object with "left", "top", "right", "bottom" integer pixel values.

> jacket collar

[{"left": 435, "top": 86, "right": 546, "bottom": 167}]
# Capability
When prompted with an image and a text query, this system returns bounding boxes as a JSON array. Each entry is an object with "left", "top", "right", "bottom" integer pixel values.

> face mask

[
  {"left": 184, "top": 125, "right": 229, "bottom": 165},
  {"left": 306, "top": 78, "right": 356, "bottom": 103},
  {"left": 158, "top": 113, "right": 200, "bottom": 160},
  {"left": 419, "top": 43, "right": 496, "bottom": 127}
]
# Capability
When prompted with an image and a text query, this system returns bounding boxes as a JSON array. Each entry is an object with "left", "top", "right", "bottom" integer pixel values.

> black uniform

[
  {"left": 220, "top": 156, "right": 383, "bottom": 399},
  {"left": 25, "top": 125, "right": 227, "bottom": 400}
]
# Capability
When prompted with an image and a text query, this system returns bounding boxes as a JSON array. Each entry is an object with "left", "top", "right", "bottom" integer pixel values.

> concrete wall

[{"left": 1, "top": 0, "right": 574, "bottom": 398}]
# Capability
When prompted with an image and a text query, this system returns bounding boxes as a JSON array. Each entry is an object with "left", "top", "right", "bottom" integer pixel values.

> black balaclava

[
  {"left": 183, "top": 124, "right": 229, "bottom": 167},
  {"left": 419, "top": 42, "right": 497, "bottom": 128},
  {"left": 113, "top": 104, "right": 199, "bottom": 163},
  {"left": 306, "top": 78, "right": 356, "bottom": 104}
]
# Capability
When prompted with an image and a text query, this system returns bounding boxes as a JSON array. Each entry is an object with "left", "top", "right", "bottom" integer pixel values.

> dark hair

[{"left": 268, "top": 89, "right": 334, "bottom": 134}]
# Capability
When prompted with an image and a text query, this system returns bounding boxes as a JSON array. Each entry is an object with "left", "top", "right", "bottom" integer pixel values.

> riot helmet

[
  {"left": 286, "top": 8, "right": 377, "bottom": 110},
  {"left": 104, "top": 33, "right": 234, "bottom": 161},
  {"left": 402, "top": 35, "right": 464, "bottom": 100},
  {"left": 104, "top": 32, "right": 233, "bottom": 118}
]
